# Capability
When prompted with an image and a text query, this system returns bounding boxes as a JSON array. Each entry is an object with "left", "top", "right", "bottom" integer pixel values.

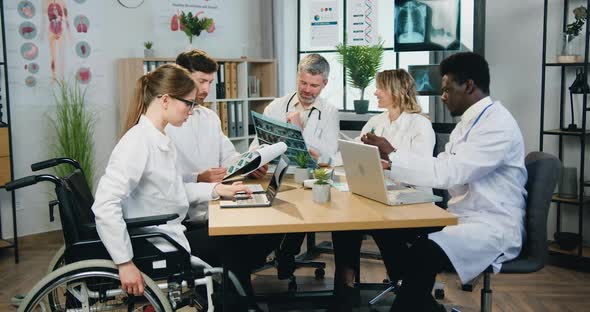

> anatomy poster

[
  {"left": 5, "top": 0, "right": 104, "bottom": 92},
  {"left": 347, "top": 0, "right": 379, "bottom": 46},
  {"left": 309, "top": 0, "right": 339, "bottom": 48},
  {"left": 152, "top": 0, "right": 222, "bottom": 42}
]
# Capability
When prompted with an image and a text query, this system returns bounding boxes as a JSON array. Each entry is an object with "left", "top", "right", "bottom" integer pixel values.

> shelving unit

[
  {"left": 117, "top": 57, "right": 277, "bottom": 152},
  {"left": 0, "top": 4, "right": 18, "bottom": 263},
  {"left": 540, "top": 0, "right": 590, "bottom": 266}
]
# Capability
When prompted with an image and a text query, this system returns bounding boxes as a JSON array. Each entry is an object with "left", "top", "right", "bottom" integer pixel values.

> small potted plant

[
  {"left": 144, "top": 41, "right": 154, "bottom": 58},
  {"left": 179, "top": 11, "right": 215, "bottom": 45},
  {"left": 336, "top": 40, "right": 384, "bottom": 114},
  {"left": 558, "top": 6, "right": 587, "bottom": 63},
  {"left": 294, "top": 151, "right": 311, "bottom": 184},
  {"left": 312, "top": 168, "right": 331, "bottom": 204}
]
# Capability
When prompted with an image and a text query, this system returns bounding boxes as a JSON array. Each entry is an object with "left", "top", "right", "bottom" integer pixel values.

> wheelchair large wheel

[
  {"left": 47, "top": 245, "right": 66, "bottom": 273},
  {"left": 18, "top": 259, "right": 172, "bottom": 312}
]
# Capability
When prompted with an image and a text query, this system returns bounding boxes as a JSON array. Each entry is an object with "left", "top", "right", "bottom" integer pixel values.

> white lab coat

[
  {"left": 387, "top": 97, "right": 527, "bottom": 284},
  {"left": 356, "top": 111, "right": 435, "bottom": 193},
  {"left": 92, "top": 115, "right": 216, "bottom": 264},
  {"left": 166, "top": 107, "right": 240, "bottom": 221},
  {"left": 250, "top": 92, "right": 341, "bottom": 164}
]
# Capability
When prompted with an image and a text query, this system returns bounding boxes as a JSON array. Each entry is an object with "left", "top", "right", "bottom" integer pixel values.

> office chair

[{"left": 477, "top": 152, "right": 559, "bottom": 312}]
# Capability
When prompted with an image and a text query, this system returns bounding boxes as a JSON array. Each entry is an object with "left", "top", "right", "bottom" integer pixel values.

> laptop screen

[{"left": 266, "top": 154, "right": 289, "bottom": 201}]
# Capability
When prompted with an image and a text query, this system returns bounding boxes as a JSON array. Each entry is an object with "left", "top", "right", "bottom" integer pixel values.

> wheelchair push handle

[
  {"left": 31, "top": 158, "right": 82, "bottom": 172},
  {"left": 5, "top": 174, "right": 61, "bottom": 191},
  {"left": 5, "top": 176, "right": 39, "bottom": 191}
]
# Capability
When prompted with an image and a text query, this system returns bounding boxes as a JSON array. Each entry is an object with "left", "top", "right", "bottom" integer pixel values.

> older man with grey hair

[
  {"left": 249, "top": 53, "right": 341, "bottom": 280},
  {"left": 251, "top": 53, "right": 340, "bottom": 164}
]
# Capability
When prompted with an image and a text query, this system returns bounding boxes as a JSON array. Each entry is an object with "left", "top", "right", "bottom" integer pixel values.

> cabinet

[
  {"left": 0, "top": 4, "right": 18, "bottom": 262},
  {"left": 540, "top": 0, "right": 590, "bottom": 262},
  {"left": 117, "top": 58, "right": 277, "bottom": 152}
]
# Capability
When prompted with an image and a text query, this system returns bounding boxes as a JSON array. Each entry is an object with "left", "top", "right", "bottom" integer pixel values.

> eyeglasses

[{"left": 170, "top": 95, "right": 199, "bottom": 110}]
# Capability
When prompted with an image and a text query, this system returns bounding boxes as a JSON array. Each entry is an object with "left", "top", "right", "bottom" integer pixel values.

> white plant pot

[
  {"left": 312, "top": 184, "right": 331, "bottom": 203},
  {"left": 294, "top": 167, "right": 310, "bottom": 184},
  {"left": 144, "top": 49, "right": 154, "bottom": 58}
]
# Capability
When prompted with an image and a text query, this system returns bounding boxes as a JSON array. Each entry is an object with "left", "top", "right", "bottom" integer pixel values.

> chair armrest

[
  {"left": 125, "top": 214, "right": 179, "bottom": 228},
  {"left": 81, "top": 213, "right": 179, "bottom": 231}
]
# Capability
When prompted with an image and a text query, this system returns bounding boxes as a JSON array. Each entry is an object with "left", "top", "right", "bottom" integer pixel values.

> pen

[{"left": 370, "top": 127, "right": 376, "bottom": 134}]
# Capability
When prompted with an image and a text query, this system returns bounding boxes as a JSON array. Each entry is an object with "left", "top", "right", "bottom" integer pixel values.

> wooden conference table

[
  {"left": 208, "top": 176, "right": 457, "bottom": 310},
  {"left": 209, "top": 177, "right": 457, "bottom": 236}
]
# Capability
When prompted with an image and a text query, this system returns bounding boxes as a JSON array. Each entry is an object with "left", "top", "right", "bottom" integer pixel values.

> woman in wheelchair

[{"left": 92, "top": 64, "right": 256, "bottom": 308}]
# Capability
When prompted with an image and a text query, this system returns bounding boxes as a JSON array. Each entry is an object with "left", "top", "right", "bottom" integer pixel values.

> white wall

[{"left": 1, "top": 0, "right": 272, "bottom": 238}]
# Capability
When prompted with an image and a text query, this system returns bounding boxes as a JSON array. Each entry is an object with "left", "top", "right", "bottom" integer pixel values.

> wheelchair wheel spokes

[{"left": 19, "top": 260, "right": 172, "bottom": 312}]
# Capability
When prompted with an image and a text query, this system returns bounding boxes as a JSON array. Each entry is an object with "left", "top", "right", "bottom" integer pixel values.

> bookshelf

[{"left": 117, "top": 57, "right": 277, "bottom": 152}]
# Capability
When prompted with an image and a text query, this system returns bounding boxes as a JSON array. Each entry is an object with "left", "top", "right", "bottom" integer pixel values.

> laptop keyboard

[{"left": 235, "top": 193, "right": 269, "bottom": 205}]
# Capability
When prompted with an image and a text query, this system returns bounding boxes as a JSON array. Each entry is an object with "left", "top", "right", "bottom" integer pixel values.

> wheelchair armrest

[
  {"left": 125, "top": 214, "right": 179, "bottom": 229},
  {"left": 81, "top": 213, "right": 179, "bottom": 232}
]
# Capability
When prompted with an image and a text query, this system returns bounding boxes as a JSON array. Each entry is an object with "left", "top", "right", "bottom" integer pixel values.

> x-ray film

[
  {"left": 394, "top": 0, "right": 461, "bottom": 52},
  {"left": 251, "top": 111, "right": 318, "bottom": 168},
  {"left": 408, "top": 64, "right": 441, "bottom": 96}
]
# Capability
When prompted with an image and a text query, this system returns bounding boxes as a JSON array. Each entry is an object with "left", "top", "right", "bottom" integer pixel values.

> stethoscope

[
  {"left": 285, "top": 92, "right": 322, "bottom": 121},
  {"left": 449, "top": 101, "right": 494, "bottom": 155}
]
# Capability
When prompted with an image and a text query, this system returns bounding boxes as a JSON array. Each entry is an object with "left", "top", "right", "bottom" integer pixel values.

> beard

[{"left": 298, "top": 93, "right": 317, "bottom": 105}]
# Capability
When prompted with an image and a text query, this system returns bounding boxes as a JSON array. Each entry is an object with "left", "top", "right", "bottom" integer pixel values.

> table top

[{"left": 208, "top": 177, "right": 457, "bottom": 236}]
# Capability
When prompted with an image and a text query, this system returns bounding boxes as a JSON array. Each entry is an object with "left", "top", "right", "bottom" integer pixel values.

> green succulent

[
  {"left": 313, "top": 168, "right": 330, "bottom": 185},
  {"left": 143, "top": 41, "right": 153, "bottom": 49},
  {"left": 295, "top": 151, "right": 310, "bottom": 169}
]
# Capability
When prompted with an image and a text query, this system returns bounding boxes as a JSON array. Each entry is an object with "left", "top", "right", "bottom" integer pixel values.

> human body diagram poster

[
  {"left": 251, "top": 112, "right": 318, "bottom": 168},
  {"left": 152, "top": 0, "right": 222, "bottom": 40}
]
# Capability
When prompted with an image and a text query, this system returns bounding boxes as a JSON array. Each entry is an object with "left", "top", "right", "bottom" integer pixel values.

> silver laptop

[
  {"left": 219, "top": 154, "right": 289, "bottom": 208},
  {"left": 339, "top": 140, "right": 442, "bottom": 205}
]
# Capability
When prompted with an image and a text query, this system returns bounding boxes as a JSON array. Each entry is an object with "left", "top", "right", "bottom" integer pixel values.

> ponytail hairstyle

[
  {"left": 122, "top": 63, "right": 195, "bottom": 136},
  {"left": 376, "top": 69, "right": 422, "bottom": 114}
]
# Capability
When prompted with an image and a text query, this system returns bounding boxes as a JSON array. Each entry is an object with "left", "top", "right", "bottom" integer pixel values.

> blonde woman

[
  {"left": 330, "top": 69, "right": 435, "bottom": 310},
  {"left": 356, "top": 69, "right": 435, "bottom": 169}
]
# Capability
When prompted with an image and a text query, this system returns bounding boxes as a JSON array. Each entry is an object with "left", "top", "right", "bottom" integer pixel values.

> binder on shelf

[
  {"left": 229, "top": 62, "right": 238, "bottom": 98},
  {"left": 219, "top": 102, "right": 229, "bottom": 136},
  {"left": 228, "top": 101, "right": 237, "bottom": 137},
  {"left": 216, "top": 62, "right": 226, "bottom": 99},
  {"left": 224, "top": 63, "right": 232, "bottom": 99},
  {"left": 236, "top": 102, "right": 244, "bottom": 137}
]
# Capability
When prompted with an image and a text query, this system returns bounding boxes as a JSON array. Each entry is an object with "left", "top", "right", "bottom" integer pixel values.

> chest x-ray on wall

[{"left": 394, "top": 0, "right": 461, "bottom": 52}]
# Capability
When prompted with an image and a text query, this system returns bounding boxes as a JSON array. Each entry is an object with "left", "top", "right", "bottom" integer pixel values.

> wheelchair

[{"left": 10, "top": 158, "right": 246, "bottom": 312}]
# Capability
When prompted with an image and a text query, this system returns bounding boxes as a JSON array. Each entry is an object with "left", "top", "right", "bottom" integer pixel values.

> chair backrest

[
  {"left": 433, "top": 131, "right": 451, "bottom": 208},
  {"left": 502, "top": 151, "right": 560, "bottom": 273},
  {"left": 56, "top": 169, "right": 96, "bottom": 247}
]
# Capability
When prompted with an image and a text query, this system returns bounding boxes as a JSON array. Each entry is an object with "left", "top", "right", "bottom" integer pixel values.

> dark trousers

[
  {"left": 183, "top": 222, "right": 282, "bottom": 298},
  {"left": 389, "top": 238, "right": 451, "bottom": 312},
  {"left": 331, "top": 229, "right": 425, "bottom": 292}
]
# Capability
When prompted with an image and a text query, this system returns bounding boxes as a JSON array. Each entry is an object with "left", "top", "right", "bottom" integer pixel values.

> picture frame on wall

[
  {"left": 394, "top": 0, "right": 461, "bottom": 52},
  {"left": 408, "top": 64, "right": 441, "bottom": 96}
]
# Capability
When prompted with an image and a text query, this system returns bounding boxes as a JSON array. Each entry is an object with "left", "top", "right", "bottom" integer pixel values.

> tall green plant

[
  {"left": 50, "top": 79, "right": 95, "bottom": 189},
  {"left": 336, "top": 40, "right": 384, "bottom": 100}
]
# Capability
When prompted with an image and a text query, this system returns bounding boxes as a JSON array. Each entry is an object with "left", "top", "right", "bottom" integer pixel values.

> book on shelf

[{"left": 224, "top": 63, "right": 232, "bottom": 99}]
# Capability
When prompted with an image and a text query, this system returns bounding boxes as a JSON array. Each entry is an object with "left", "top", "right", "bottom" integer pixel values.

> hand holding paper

[{"left": 223, "top": 142, "right": 288, "bottom": 181}]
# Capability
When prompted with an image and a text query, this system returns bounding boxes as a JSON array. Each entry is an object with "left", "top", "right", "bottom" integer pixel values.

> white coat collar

[
  {"left": 138, "top": 115, "right": 172, "bottom": 151},
  {"left": 460, "top": 96, "right": 493, "bottom": 124}
]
